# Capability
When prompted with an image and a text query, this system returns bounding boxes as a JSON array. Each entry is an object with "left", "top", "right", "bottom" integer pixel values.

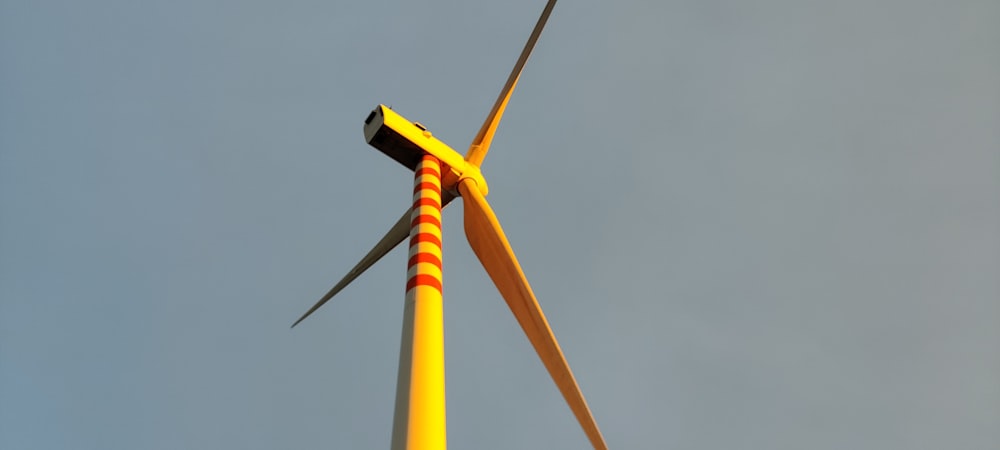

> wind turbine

[{"left": 292, "top": 1, "right": 606, "bottom": 448}]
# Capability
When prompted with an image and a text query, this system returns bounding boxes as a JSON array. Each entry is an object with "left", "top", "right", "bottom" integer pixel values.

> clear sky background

[{"left": 2, "top": 1, "right": 998, "bottom": 449}]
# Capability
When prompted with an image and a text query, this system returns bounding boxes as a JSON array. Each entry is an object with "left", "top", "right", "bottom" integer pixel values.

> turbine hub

[{"left": 447, "top": 164, "right": 488, "bottom": 197}]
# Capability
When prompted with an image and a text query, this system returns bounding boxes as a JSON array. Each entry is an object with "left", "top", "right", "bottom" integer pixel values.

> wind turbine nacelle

[
  {"left": 363, "top": 105, "right": 488, "bottom": 195},
  {"left": 363, "top": 105, "right": 468, "bottom": 173}
]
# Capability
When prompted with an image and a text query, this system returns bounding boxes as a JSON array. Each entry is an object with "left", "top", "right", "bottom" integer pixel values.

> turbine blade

[
  {"left": 464, "top": 0, "right": 558, "bottom": 167},
  {"left": 291, "top": 194, "right": 455, "bottom": 328},
  {"left": 457, "top": 179, "right": 607, "bottom": 450},
  {"left": 291, "top": 208, "right": 410, "bottom": 327}
]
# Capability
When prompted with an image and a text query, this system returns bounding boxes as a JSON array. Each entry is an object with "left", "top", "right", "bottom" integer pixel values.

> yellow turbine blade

[
  {"left": 292, "top": 194, "right": 455, "bottom": 328},
  {"left": 457, "top": 179, "right": 607, "bottom": 450},
  {"left": 464, "top": 0, "right": 558, "bottom": 167}
]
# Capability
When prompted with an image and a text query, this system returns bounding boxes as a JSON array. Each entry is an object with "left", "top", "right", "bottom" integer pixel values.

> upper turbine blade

[
  {"left": 457, "top": 179, "right": 607, "bottom": 450},
  {"left": 464, "top": 0, "right": 558, "bottom": 167}
]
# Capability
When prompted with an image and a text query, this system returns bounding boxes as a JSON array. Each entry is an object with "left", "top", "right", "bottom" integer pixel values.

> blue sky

[{"left": 2, "top": 1, "right": 998, "bottom": 449}]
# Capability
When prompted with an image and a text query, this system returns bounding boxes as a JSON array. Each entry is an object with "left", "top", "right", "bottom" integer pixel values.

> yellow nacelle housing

[{"left": 363, "top": 105, "right": 487, "bottom": 195}]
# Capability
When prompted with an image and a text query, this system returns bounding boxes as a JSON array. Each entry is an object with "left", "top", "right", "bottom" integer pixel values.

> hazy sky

[{"left": 2, "top": 1, "right": 998, "bottom": 449}]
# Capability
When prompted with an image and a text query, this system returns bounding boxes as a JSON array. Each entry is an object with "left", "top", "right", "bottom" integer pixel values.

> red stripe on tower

[
  {"left": 405, "top": 274, "right": 442, "bottom": 293},
  {"left": 408, "top": 253, "right": 443, "bottom": 271},
  {"left": 412, "top": 197, "right": 441, "bottom": 211},
  {"left": 416, "top": 166, "right": 440, "bottom": 179},
  {"left": 406, "top": 155, "right": 444, "bottom": 295},
  {"left": 409, "top": 232, "right": 442, "bottom": 249},
  {"left": 413, "top": 182, "right": 442, "bottom": 195},
  {"left": 411, "top": 214, "right": 442, "bottom": 230}
]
